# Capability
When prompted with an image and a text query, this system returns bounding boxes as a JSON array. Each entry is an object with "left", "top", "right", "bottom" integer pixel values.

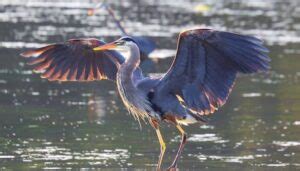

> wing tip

[
  {"left": 20, "top": 50, "right": 35, "bottom": 58},
  {"left": 179, "top": 28, "right": 213, "bottom": 37},
  {"left": 20, "top": 45, "right": 56, "bottom": 58}
]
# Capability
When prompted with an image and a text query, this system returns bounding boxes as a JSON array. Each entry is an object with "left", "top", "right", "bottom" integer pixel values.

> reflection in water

[
  {"left": 17, "top": 146, "right": 129, "bottom": 162},
  {"left": 87, "top": 94, "right": 106, "bottom": 124},
  {"left": 0, "top": 0, "right": 300, "bottom": 170},
  {"left": 194, "top": 154, "right": 255, "bottom": 163},
  {"left": 273, "top": 141, "right": 300, "bottom": 147}
]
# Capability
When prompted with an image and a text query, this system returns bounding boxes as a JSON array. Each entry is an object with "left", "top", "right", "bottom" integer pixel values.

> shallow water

[{"left": 0, "top": 0, "right": 300, "bottom": 170}]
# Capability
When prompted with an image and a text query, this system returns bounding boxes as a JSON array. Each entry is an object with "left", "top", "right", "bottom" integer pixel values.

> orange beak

[{"left": 93, "top": 42, "right": 117, "bottom": 51}]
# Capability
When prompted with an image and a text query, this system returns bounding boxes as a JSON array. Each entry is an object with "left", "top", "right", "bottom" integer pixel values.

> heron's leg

[
  {"left": 150, "top": 119, "right": 166, "bottom": 171},
  {"left": 155, "top": 128, "right": 166, "bottom": 170},
  {"left": 168, "top": 124, "right": 187, "bottom": 170}
]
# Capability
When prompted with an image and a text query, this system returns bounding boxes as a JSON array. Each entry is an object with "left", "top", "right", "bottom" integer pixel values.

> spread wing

[
  {"left": 153, "top": 29, "right": 270, "bottom": 115},
  {"left": 20, "top": 38, "right": 125, "bottom": 81},
  {"left": 131, "top": 36, "right": 156, "bottom": 56}
]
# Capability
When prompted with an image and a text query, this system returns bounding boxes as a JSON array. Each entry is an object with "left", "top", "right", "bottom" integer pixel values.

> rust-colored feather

[
  {"left": 33, "top": 58, "right": 54, "bottom": 72},
  {"left": 59, "top": 69, "right": 70, "bottom": 81},
  {"left": 69, "top": 67, "right": 78, "bottom": 81},
  {"left": 21, "top": 38, "right": 125, "bottom": 82},
  {"left": 78, "top": 67, "right": 86, "bottom": 81},
  {"left": 96, "top": 66, "right": 103, "bottom": 80},
  {"left": 87, "top": 63, "right": 94, "bottom": 81},
  {"left": 49, "top": 68, "right": 62, "bottom": 80},
  {"left": 20, "top": 45, "right": 56, "bottom": 58},
  {"left": 27, "top": 56, "right": 47, "bottom": 65},
  {"left": 41, "top": 65, "right": 56, "bottom": 79}
]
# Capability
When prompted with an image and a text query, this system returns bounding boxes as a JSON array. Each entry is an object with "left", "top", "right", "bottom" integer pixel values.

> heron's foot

[{"left": 166, "top": 166, "right": 178, "bottom": 171}]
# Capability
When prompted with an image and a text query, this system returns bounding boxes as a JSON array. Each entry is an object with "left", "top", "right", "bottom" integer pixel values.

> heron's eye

[{"left": 115, "top": 41, "right": 125, "bottom": 45}]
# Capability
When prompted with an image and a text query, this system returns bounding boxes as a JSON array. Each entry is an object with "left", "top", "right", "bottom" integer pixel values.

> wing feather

[
  {"left": 153, "top": 29, "right": 270, "bottom": 116},
  {"left": 21, "top": 38, "right": 125, "bottom": 81}
]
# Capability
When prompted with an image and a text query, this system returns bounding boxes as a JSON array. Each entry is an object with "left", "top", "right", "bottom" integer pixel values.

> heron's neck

[{"left": 117, "top": 43, "right": 141, "bottom": 101}]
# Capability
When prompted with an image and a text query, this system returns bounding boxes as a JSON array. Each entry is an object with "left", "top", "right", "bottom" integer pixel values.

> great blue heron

[
  {"left": 88, "top": 2, "right": 156, "bottom": 60},
  {"left": 21, "top": 28, "right": 270, "bottom": 170}
]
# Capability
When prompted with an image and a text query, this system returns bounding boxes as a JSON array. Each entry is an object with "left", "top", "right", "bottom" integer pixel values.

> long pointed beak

[{"left": 93, "top": 42, "right": 117, "bottom": 51}]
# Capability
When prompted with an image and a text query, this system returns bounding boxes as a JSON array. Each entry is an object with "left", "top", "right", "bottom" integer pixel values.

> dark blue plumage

[
  {"left": 131, "top": 36, "right": 156, "bottom": 56},
  {"left": 150, "top": 29, "right": 270, "bottom": 116}
]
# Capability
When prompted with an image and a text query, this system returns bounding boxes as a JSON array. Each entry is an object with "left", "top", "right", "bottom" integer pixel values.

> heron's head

[{"left": 93, "top": 36, "right": 137, "bottom": 52}]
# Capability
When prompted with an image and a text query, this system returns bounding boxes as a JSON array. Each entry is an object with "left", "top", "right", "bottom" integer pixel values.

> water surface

[{"left": 0, "top": 0, "right": 300, "bottom": 170}]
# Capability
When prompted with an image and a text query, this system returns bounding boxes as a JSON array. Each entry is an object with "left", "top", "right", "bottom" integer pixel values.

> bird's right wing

[
  {"left": 131, "top": 36, "right": 156, "bottom": 56},
  {"left": 152, "top": 29, "right": 270, "bottom": 115},
  {"left": 21, "top": 38, "right": 125, "bottom": 81}
]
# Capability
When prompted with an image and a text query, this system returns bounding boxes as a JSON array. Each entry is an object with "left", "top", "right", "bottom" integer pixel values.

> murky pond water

[{"left": 0, "top": 0, "right": 300, "bottom": 170}]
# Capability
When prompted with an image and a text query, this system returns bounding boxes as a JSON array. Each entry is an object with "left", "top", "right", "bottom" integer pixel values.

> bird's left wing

[
  {"left": 153, "top": 29, "right": 270, "bottom": 115},
  {"left": 21, "top": 38, "right": 125, "bottom": 81}
]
